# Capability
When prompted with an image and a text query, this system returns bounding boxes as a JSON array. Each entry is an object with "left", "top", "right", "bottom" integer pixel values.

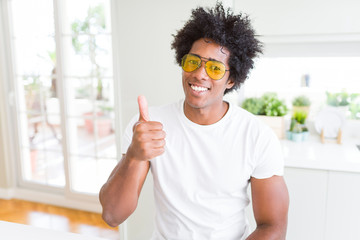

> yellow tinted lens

[
  {"left": 182, "top": 54, "right": 201, "bottom": 72},
  {"left": 205, "top": 61, "right": 226, "bottom": 80}
]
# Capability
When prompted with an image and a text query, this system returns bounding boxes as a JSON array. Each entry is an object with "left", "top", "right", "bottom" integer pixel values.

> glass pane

[
  {"left": 22, "top": 148, "right": 65, "bottom": 187},
  {"left": 68, "top": 117, "right": 96, "bottom": 158},
  {"left": 71, "top": 156, "right": 117, "bottom": 194},
  {"left": 27, "top": 114, "right": 62, "bottom": 150},
  {"left": 62, "top": 35, "right": 112, "bottom": 78},
  {"left": 97, "top": 122, "right": 116, "bottom": 159},
  {"left": 62, "top": 36, "right": 93, "bottom": 77},
  {"left": 66, "top": 78, "right": 94, "bottom": 117},
  {"left": 11, "top": 0, "right": 54, "bottom": 37},
  {"left": 14, "top": 37, "right": 56, "bottom": 76},
  {"left": 94, "top": 78, "right": 114, "bottom": 103},
  {"left": 22, "top": 76, "right": 54, "bottom": 113},
  {"left": 62, "top": 0, "right": 112, "bottom": 35}
]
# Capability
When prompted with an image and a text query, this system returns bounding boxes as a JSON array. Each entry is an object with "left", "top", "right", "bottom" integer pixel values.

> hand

[{"left": 127, "top": 96, "right": 166, "bottom": 161}]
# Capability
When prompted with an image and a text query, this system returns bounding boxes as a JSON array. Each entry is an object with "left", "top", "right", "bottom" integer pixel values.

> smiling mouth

[{"left": 190, "top": 84, "right": 210, "bottom": 92}]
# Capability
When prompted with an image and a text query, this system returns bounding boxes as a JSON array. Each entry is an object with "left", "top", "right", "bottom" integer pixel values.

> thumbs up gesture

[{"left": 127, "top": 96, "right": 166, "bottom": 161}]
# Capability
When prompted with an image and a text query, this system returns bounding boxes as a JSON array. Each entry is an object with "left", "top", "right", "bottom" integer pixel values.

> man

[{"left": 100, "top": 3, "right": 289, "bottom": 240}]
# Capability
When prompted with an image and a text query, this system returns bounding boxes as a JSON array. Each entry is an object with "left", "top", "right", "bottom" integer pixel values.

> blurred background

[{"left": 0, "top": 0, "right": 359, "bottom": 240}]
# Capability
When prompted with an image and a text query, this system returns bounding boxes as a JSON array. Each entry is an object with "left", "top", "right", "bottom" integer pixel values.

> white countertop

[
  {"left": 282, "top": 135, "right": 360, "bottom": 173},
  {"left": 0, "top": 221, "right": 108, "bottom": 240}
]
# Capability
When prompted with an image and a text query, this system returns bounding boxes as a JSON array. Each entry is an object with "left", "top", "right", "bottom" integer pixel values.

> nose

[{"left": 192, "top": 62, "right": 208, "bottom": 80}]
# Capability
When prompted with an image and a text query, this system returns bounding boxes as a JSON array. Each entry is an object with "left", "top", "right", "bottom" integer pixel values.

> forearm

[
  {"left": 99, "top": 154, "right": 150, "bottom": 227},
  {"left": 246, "top": 223, "right": 287, "bottom": 240}
]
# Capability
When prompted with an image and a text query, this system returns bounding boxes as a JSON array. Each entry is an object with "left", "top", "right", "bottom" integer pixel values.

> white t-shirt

[{"left": 122, "top": 99, "right": 284, "bottom": 240}]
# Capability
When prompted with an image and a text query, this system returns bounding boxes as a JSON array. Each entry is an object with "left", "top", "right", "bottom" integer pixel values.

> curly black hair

[{"left": 171, "top": 2, "right": 263, "bottom": 94}]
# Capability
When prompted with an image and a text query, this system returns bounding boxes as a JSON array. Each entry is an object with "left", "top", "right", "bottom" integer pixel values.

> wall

[
  {"left": 0, "top": 0, "right": 13, "bottom": 191},
  {"left": 234, "top": 0, "right": 360, "bottom": 57}
]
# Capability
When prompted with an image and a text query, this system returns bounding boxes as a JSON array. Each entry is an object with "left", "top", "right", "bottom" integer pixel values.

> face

[{"left": 182, "top": 38, "right": 234, "bottom": 112}]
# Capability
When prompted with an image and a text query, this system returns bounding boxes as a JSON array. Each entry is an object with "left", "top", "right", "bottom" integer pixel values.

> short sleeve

[
  {"left": 121, "top": 114, "right": 138, "bottom": 155},
  {"left": 251, "top": 126, "right": 284, "bottom": 179}
]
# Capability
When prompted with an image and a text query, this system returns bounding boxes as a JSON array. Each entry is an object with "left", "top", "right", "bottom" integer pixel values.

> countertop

[{"left": 282, "top": 135, "right": 360, "bottom": 173}]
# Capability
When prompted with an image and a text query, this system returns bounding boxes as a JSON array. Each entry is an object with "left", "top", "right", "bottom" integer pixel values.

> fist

[{"left": 127, "top": 96, "right": 166, "bottom": 161}]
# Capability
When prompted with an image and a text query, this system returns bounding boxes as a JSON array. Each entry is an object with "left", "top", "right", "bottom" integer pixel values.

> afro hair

[{"left": 171, "top": 2, "right": 263, "bottom": 94}]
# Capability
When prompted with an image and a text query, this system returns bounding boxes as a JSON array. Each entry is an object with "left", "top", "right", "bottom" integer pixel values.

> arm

[
  {"left": 246, "top": 175, "right": 289, "bottom": 240},
  {"left": 99, "top": 154, "right": 150, "bottom": 227},
  {"left": 99, "top": 96, "right": 165, "bottom": 227}
]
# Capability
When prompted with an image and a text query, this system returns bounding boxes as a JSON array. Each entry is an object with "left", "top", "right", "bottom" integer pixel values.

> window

[{"left": 9, "top": 0, "right": 118, "bottom": 196}]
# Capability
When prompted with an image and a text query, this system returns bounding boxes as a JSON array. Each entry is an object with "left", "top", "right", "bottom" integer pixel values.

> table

[{"left": 0, "top": 221, "right": 108, "bottom": 240}]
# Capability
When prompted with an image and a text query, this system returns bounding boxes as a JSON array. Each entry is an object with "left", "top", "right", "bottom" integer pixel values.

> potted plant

[
  {"left": 292, "top": 95, "right": 311, "bottom": 115},
  {"left": 242, "top": 92, "right": 288, "bottom": 138},
  {"left": 326, "top": 91, "right": 350, "bottom": 107},
  {"left": 325, "top": 91, "right": 351, "bottom": 118},
  {"left": 286, "top": 110, "right": 309, "bottom": 142},
  {"left": 349, "top": 93, "right": 360, "bottom": 120},
  {"left": 241, "top": 97, "right": 264, "bottom": 115},
  {"left": 290, "top": 122, "right": 304, "bottom": 142}
]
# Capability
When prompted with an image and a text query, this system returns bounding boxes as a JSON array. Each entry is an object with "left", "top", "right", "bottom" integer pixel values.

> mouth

[{"left": 189, "top": 83, "right": 210, "bottom": 93}]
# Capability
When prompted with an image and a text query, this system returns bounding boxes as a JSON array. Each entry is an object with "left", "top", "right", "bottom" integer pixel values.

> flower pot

[
  {"left": 302, "top": 131, "right": 309, "bottom": 141},
  {"left": 257, "top": 115, "right": 285, "bottom": 139},
  {"left": 291, "top": 132, "right": 303, "bottom": 142},
  {"left": 286, "top": 130, "right": 292, "bottom": 140}
]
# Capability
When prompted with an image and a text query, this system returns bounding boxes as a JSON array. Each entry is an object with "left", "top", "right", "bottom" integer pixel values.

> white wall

[
  {"left": 234, "top": 0, "right": 360, "bottom": 57},
  {"left": 0, "top": 0, "right": 14, "bottom": 191},
  {"left": 235, "top": 0, "right": 360, "bottom": 36}
]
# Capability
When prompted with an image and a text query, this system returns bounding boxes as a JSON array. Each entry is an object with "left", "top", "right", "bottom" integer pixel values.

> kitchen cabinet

[
  {"left": 246, "top": 167, "right": 360, "bottom": 240},
  {"left": 325, "top": 171, "right": 360, "bottom": 240}
]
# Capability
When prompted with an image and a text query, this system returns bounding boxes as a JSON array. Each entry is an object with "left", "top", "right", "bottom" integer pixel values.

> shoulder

[
  {"left": 228, "top": 103, "right": 278, "bottom": 142},
  {"left": 229, "top": 103, "right": 272, "bottom": 131}
]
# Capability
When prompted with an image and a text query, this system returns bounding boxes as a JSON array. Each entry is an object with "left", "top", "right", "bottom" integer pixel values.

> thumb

[{"left": 138, "top": 95, "right": 150, "bottom": 122}]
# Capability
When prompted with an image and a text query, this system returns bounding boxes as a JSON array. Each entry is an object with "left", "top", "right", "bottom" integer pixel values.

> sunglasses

[{"left": 181, "top": 53, "right": 229, "bottom": 80}]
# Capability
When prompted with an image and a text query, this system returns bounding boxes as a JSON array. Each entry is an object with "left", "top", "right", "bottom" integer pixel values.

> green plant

[
  {"left": 262, "top": 93, "right": 288, "bottom": 116},
  {"left": 326, "top": 91, "right": 350, "bottom": 107},
  {"left": 292, "top": 123, "right": 303, "bottom": 133},
  {"left": 349, "top": 93, "right": 360, "bottom": 119},
  {"left": 71, "top": 4, "right": 107, "bottom": 100},
  {"left": 293, "top": 110, "right": 308, "bottom": 124},
  {"left": 292, "top": 95, "right": 311, "bottom": 107},
  {"left": 242, "top": 92, "right": 288, "bottom": 116},
  {"left": 241, "top": 97, "right": 264, "bottom": 115}
]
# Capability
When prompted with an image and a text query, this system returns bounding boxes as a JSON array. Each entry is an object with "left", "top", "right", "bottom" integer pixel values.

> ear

[{"left": 226, "top": 78, "right": 235, "bottom": 89}]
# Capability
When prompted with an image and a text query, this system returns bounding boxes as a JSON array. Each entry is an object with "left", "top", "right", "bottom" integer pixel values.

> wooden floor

[{"left": 0, "top": 199, "right": 119, "bottom": 240}]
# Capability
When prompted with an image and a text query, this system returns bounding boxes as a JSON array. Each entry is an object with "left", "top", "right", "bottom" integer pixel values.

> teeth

[{"left": 191, "top": 85, "right": 208, "bottom": 92}]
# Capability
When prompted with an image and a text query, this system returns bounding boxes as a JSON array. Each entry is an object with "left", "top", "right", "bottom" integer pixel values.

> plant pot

[
  {"left": 291, "top": 132, "right": 303, "bottom": 142},
  {"left": 302, "top": 131, "right": 309, "bottom": 141},
  {"left": 286, "top": 130, "right": 292, "bottom": 140},
  {"left": 257, "top": 115, "right": 285, "bottom": 139}
]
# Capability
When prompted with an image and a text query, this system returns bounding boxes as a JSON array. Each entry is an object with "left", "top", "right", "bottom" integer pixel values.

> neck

[{"left": 183, "top": 101, "right": 229, "bottom": 125}]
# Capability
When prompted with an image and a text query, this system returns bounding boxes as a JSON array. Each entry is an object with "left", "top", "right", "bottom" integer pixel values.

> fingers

[
  {"left": 138, "top": 95, "right": 149, "bottom": 122},
  {"left": 130, "top": 96, "right": 166, "bottom": 161}
]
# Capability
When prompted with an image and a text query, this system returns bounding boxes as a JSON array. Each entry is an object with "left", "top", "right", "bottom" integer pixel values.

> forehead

[{"left": 189, "top": 38, "right": 230, "bottom": 64}]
